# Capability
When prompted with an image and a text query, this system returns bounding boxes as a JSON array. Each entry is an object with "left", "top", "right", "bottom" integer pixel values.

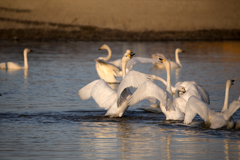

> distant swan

[
  {"left": 95, "top": 44, "right": 159, "bottom": 83},
  {"left": 151, "top": 48, "right": 184, "bottom": 69},
  {"left": 184, "top": 79, "right": 240, "bottom": 129},
  {"left": 79, "top": 50, "right": 151, "bottom": 117},
  {"left": 0, "top": 48, "right": 32, "bottom": 70},
  {"left": 129, "top": 59, "right": 186, "bottom": 120}
]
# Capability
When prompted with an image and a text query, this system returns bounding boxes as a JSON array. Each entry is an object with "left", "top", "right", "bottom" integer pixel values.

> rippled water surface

[{"left": 0, "top": 41, "right": 240, "bottom": 160}]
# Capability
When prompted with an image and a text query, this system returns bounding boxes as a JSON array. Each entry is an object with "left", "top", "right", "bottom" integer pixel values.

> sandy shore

[{"left": 0, "top": 0, "right": 240, "bottom": 41}]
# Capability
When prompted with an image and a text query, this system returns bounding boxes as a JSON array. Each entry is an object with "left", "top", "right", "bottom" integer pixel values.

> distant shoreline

[{"left": 1, "top": 28, "right": 240, "bottom": 41}]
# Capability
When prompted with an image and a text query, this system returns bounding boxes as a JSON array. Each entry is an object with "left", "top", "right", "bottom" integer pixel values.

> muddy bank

[{"left": 1, "top": 28, "right": 240, "bottom": 41}]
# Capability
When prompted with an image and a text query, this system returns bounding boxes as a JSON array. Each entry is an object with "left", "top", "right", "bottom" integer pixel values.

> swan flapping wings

[{"left": 78, "top": 79, "right": 117, "bottom": 110}]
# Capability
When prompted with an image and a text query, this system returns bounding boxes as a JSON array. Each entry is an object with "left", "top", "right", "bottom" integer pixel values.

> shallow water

[{"left": 0, "top": 41, "right": 240, "bottom": 160}]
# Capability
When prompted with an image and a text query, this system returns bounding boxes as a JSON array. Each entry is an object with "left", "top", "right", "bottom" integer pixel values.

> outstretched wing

[
  {"left": 223, "top": 97, "right": 240, "bottom": 120},
  {"left": 78, "top": 79, "right": 100, "bottom": 100},
  {"left": 129, "top": 80, "right": 167, "bottom": 108},
  {"left": 109, "top": 59, "right": 122, "bottom": 69},
  {"left": 184, "top": 95, "right": 209, "bottom": 124},
  {"left": 78, "top": 79, "right": 117, "bottom": 110},
  {"left": 126, "top": 57, "right": 159, "bottom": 69},
  {"left": 117, "top": 70, "right": 150, "bottom": 103},
  {"left": 90, "top": 80, "right": 117, "bottom": 109},
  {"left": 197, "top": 85, "right": 210, "bottom": 104},
  {"left": 109, "top": 57, "right": 159, "bottom": 70}
]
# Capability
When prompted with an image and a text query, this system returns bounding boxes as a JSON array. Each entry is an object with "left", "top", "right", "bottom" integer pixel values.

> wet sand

[{"left": 1, "top": 28, "right": 240, "bottom": 41}]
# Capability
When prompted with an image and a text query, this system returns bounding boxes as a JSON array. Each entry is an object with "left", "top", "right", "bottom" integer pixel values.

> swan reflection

[
  {"left": 24, "top": 69, "right": 28, "bottom": 79},
  {"left": 77, "top": 121, "right": 240, "bottom": 159}
]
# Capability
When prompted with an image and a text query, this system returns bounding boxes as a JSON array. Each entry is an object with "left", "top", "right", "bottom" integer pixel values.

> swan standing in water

[
  {"left": 184, "top": 79, "right": 240, "bottom": 129},
  {"left": 135, "top": 57, "right": 208, "bottom": 114},
  {"left": 149, "top": 61, "right": 210, "bottom": 104},
  {"left": 151, "top": 48, "right": 184, "bottom": 69},
  {"left": 0, "top": 48, "right": 32, "bottom": 70},
  {"left": 95, "top": 44, "right": 159, "bottom": 83},
  {"left": 129, "top": 59, "right": 186, "bottom": 120},
  {"left": 79, "top": 50, "right": 151, "bottom": 117}
]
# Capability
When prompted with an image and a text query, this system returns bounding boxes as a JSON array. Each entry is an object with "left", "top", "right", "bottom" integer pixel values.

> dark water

[{"left": 0, "top": 41, "right": 240, "bottom": 160}]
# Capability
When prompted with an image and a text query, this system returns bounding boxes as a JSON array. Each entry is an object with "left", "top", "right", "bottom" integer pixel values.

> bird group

[{"left": 78, "top": 44, "right": 240, "bottom": 129}]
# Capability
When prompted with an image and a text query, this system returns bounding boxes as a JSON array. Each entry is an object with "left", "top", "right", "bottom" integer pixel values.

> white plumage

[
  {"left": 184, "top": 80, "right": 240, "bottom": 129},
  {"left": 0, "top": 48, "right": 32, "bottom": 70},
  {"left": 95, "top": 44, "right": 159, "bottom": 83},
  {"left": 151, "top": 48, "right": 183, "bottom": 69},
  {"left": 79, "top": 50, "right": 151, "bottom": 117}
]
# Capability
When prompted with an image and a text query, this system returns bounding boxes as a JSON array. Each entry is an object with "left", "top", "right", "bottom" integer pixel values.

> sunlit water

[{"left": 0, "top": 41, "right": 240, "bottom": 160}]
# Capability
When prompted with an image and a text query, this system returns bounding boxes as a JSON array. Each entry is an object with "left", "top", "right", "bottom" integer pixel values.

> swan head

[
  {"left": 176, "top": 48, "right": 184, "bottom": 53},
  {"left": 24, "top": 48, "right": 32, "bottom": 53},
  {"left": 98, "top": 44, "right": 109, "bottom": 50},
  {"left": 176, "top": 86, "right": 186, "bottom": 93},
  {"left": 122, "top": 50, "right": 135, "bottom": 62},
  {"left": 159, "top": 58, "right": 170, "bottom": 64},
  {"left": 226, "top": 79, "right": 234, "bottom": 87},
  {"left": 159, "top": 58, "right": 165, "bottom": 63}
]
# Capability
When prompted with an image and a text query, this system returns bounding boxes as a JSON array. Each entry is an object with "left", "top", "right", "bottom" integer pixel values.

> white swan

[
  {"left": 95, "top": 44, "right": 159, "bottom": 83},
  {"left": 151, "top": 48, "right": 184, "bottom": 69},
  {"left": 95, "top": 44, "right": 121, "bottom": 83},
  {"left": 79, "top": 50, "right": 151, "bottom": 117},
  {"left": 184, "top": 79, "right": 240, "bottom": 129},
  {"left": 0, "top": 48, "right": 32, "bottom": 70},
  {"left": 129, "top": 81, "right": 185, "bottom": 120},
  {"left": 129, "top": 59, "right": 185, "bottom": 120},
  {"left": 174, "top": 83, "right": 210, "bottom": 113},
  {"left": 97, "top": 44, "right": 112, "bottom": 61},
  {"left": 149, "top": 61, "right": 210, "bottom": 104}
]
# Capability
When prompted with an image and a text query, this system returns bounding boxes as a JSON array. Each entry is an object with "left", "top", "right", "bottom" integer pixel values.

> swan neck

[
  {"left": 221, "top": 82, "right": 231, "bottom": 112},
  {"left": 175, "top": 50, "right": 182, "bottom": 67},
  {"left": 121, "top": 59, "right": 127, "bottom": 79},
  {"left": 153, "top": 76, "right": 167, "bottom": 86},
  {"left": 105, "top": 46, "right": 112, "bottom": 61},
  {"left": 23, "top": 50, "right": 28, "bottom": 69},
  {"left": 166, "top": 60, "right": 172, "bottom": 95}
]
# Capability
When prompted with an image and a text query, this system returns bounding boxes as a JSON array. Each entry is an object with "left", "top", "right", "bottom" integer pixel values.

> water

[{"left": 0, "top": 41, "right": 240, "bottom": 160}]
